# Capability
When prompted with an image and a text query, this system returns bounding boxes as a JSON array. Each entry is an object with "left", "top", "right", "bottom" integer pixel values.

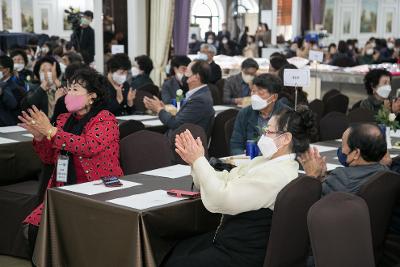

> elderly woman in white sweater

[{"left": 163, "top": 107, "right": 317, "bottom": 267}]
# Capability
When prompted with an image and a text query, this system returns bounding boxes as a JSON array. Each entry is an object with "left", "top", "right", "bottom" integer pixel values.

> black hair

[
  {"left": 10, "top": 49, "right": 28, "bottom": 65},
  {"left": 0, "top": 55, "right": 14, "bottom": 72},
  {"left": 65, "top": 41, "right": 74, "bottom": 51},
  {"left": 338, "top": 40, "right": 348, "bottom": 53},
  {"left": 364, "top": 69, "right": 392, "bottom": 95},
  {"left": 170, "top": 55, "right": 191, "bottom": 76},
  {"left": 33, "top": 56, "right": 61, "bottom": 80},
  {"left": 42, "top": 41, "right": 55, "bottom": 55},
  {"left": 53, "top": 46, "right": 64, "bottom": 57},
  {"left": 70, "top": 67, "right": 105, "bottom": 107},
  {"left": 134, "top": 55, "right": 153, "bottom": 75},
  {"left": 328, "top": 43, "right": 336, "bottom": 51},
  {"left": 64, "top": 62, "right": 86, "bottom": 81},
  {"left": 191, "top": 60, "right": 210, "bottom": 84},
  {"left": 107, "top": 53, "right": 132, "bottom": 73},
  {"left": 275, "top": 106, "right": 317, "bottom": 154},
  {"left": 347, "top": 123, "right": 387, "bottom": 162},
  {"left": 241, "top": 58, "right": 259, "bottom": 70},
  {"left": 64, "top": 51, "right": 83, "bottom": 65},
  {"left": 253, "top": 73, "right": 282, "bottom": 94},
  {"left": 269, "top": 53, "right": 288, "bottom": 71},
  {"left": 83, "top": 10, "right": 93, "bottom": 19}
]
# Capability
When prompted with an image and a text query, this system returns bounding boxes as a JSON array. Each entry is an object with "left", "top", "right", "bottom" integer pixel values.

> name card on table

[
  {"left": 308, "top": 50, "right": 324, "bottom": 63},
  {"left": 111, "top": 45, "right": 124, "bottom": 54},
  {"left": 283, "top": 69, "right": 310, "bottom": 87}
]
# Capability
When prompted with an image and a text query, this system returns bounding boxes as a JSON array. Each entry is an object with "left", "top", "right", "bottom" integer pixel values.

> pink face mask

[{"left": 65, "top": 94, "right": 87, "bottom": 112}]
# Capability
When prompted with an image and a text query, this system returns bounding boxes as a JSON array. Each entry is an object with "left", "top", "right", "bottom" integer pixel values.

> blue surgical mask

[{"left": 337, "top": 147, "right": 349, "bottom": 167}]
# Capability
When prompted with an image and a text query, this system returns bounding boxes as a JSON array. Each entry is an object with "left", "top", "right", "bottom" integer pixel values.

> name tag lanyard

[{"left": 56, "top": 144, "right": 69, "bottom": 183}]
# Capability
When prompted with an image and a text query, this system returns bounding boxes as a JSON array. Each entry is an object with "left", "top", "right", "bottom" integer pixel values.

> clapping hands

[{"left": 297, "top": 147, "right": 327, "bottom": 180}]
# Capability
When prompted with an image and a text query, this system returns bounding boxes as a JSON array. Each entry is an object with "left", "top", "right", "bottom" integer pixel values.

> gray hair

[{"left": 200, "top": 43, "right": 217, "bottom": 55}]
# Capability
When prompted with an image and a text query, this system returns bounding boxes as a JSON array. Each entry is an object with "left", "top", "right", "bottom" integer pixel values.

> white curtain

[{"left": 149, "top": 0, "right": 175, "bottom": 87}]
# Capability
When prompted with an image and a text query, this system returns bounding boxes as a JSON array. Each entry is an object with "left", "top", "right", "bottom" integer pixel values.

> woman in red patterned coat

[{"left": 18, "top": 67, "right": 124, "bottom": 255}]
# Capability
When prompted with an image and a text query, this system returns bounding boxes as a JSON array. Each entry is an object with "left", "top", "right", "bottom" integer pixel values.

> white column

[
  {"left": 12, "top": 0, "right": 22, "bottom": 32},
  {"left": 271, "top": 0, "right": 278, "bottom": 45},
  {"left": 93, "top": 0, "right": 104, "bottom": 73},
  {"left": 128, "top": 0, "right": 148, "bottom": 60},
  {"left": 291, "top": 0, "right": 301, "bottom": 39}
]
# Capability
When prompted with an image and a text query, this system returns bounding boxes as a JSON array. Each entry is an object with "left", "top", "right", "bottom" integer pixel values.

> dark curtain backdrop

[{"left": 173, "top": 0, "right": 191, "bottom": 55}]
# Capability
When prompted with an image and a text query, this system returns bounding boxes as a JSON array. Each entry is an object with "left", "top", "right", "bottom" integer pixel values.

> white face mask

[
  {"left": 366, "top": 49, "right": 374, "bottom": 56},
  {"left": 176, "top": 72, "right": 184, "bottom": 82},
  {"left": 388, "top": 42, "right": 395, "bottom": 49},
  {"left": 131, "top": 67, "right": 140, "bottom": 77},
  {"left": 0, "top": 71, "right": 3, "bottom": 80},
  {"left": 59, "top": 62, "right": 66, "bottom": 74},
  {"left": 112, "top": 72, "right": 127, "bottom": 85},
  {"left": 207, "top": 38, "right": 214, "bottom": 44},
  {"left": 222, "top": 38, "right": 228, "bottom": 44},
  {"left": 242, "top": 72, "right": 254, "bottom": 84},
  {"left": 14, "top": 63, "right": 24, "bottom": 72},
  {"left": 257, "top": 134, "right": 280, "bottom": 159},
  {"left": 40, "top": 71, "right": 53, "bottom": 84},
  {"left": 376, "top": 84, "right": 392, "bottom": 99},
  {"left": 197, "top": 52, "right": 208, "bottom": 61},
  {"left": 251, "top": 94, "right": 272, "bottom": 110},
  {"left": 41, "top": 47, "right": 49, "bottom": 54}
]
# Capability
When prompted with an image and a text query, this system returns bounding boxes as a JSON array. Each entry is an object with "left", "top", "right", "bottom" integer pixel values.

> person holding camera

[{"left": 77, "top": 10, "right": 95, "bottom": 65}]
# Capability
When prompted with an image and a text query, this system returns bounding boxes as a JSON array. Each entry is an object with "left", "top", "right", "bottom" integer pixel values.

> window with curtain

[
  {"left": 360, "top": 0, "right": 378, "bottom": 33},
  {"left": 191, "top": 0, "right": 220, "bottom": 37},
  {"left": 323, "top": 0, "right": 334, "bottom": 34},
  {"left": 21, "top": 0, "right": 33, "bottom": 32},
  {"left": 1, "top": 0, "right": 12, "bottom": 30}
]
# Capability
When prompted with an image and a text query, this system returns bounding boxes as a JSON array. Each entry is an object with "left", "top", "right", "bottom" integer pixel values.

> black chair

[
  {"left": 357, "top": 171, "right": 400, "bottom": 265},
  {"left": 263, "top": 176, "right": 322, "bottom": 267},
  {"left": 324, "top": 93, "right": 349, "bottom": 115},
  {"left": 224, "top": 117, "right": 236, "bottom": 155},
  {"left": 322, "top": 89, "right": 340, "bottom": 104},
  {"left": 308, "top": 192, "right": 375, "bottom": 267},
  {"left": 215, "top": 78, "right": 225, "bottom": 102},
  {"left": 134, "top": 90, "right": 153, "bottom": 113},
  {"left": 319, "top": 112, "right": 349, "bottom": 141},
  {"left": 119, "top": 120, "right": 145, "bottom": 140},
  {"left": 120, "top": 130, "right": 173, "bottom": 175},
  {"left": 137, "top": 84, "right": 160, "bottom": 97},
  {"left": 0, "top": 141, "right": 43, "bottom": 258},
  {"left": 309, "top": 99, "right": 324, "bottom": 123},
  {"left": 208, "top": 83, "right": 222, "bottom": 105},
  {"left": 208, "top": 109, "right": 239, "bottom": 158},
  {"left": 348, "top": 108, "right": 375, "bottom": 123},
  {"left": 169, "top": 123, "right": 208, "bottom": 165},
  {"left": 350, "top": 100, "right": 362, "bottom": 111}
]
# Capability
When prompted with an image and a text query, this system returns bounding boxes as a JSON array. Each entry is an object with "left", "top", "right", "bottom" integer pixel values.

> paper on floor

[
  {"left": 60, "top": 180, "right": 141, "bottom": 195},
  {"left": 107, "top": 190, "right": 187, "bottom": 210},
  {"left": 116, "top": 115, "right": 158, "bottom": 121},
  {"left": 141, "top": 164, "right": 191, "bottom": 179},
  {"left": 0, "top": 126, "right": 26, "bottom": 133},
  {"left": 0, "top": 137, "right": 18, "bottom": 144}
]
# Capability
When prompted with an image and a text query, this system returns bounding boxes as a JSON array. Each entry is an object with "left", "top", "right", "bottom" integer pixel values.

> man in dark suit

[
  {"left": 76, "top": 10, "right": 95, "bottom": 64},
  {"left": 144, "top": 60, "right": 215, "bottom": 136},
  {"left": 217, "top": 22, "right": 231, "bottom": 43},
  {"left": 200, "top": 44, "right": 221, "bottom": 84}
]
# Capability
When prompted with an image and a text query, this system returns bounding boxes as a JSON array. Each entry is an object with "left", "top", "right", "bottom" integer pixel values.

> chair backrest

[
  {"left": 351, "top": 100, "right": 362, "bottom": 111},
  {"left": 207, "top": 83, "right": 222, "bottom": 105},
  {"left": 120, "top": 130, "right": 173, "bottom": 175},
  {"left": 137, "top": 84, "right": 160, "bottom": 97},
  {"left": 224, "top": 117, "right": 236, "bottom": 155},
  {"left": 208, "top": 109, "right": 239, "bottom": 158},
  {"left": 215, "top": 78, "right": 225, "bottom": 100},
  {"left": 309, "top": 99, "right": 324, "bottom": 124},
  {"left": 119, "top": 120, "right": 145, "bottom": 140},
  {"left": 322, "top": 89, "right": 340, "bottom": 104},
  {"left": 134, "top": 90, "right": 153, "bottom": 113},
  {"left": 324, "top": 94, "right": 349, "bottom": 115},
  {"left": 264, "top": 176, "right": 322, "bottom": 267},
  {"left": 169, "top": 123, "right": 208, "bottom": 164},
  {"left": 348, "top": 107, "right": 375, "bottom": 123},
  {"left": 357, "top": 171, "right": 400, "bottom": 263},
  {"left": 319, "top": 112, "right": 349, "bottom": 141},
  {"left": 307, "top": 192, "right": 375, "bottom": 267}
]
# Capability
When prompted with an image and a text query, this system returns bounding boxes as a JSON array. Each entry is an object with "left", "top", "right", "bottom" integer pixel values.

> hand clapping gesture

[
  {"left": 175, "top": 130, "right": 204, "bottom": 165},
  {"left": 297, "top": 147, "right": 327, "bottom": 180},
  {"left": 18, "top": 105, "right": 57, "bottom": 141},
  {"left": 127, "top": 88, "right": 136, "bottom": 107}
]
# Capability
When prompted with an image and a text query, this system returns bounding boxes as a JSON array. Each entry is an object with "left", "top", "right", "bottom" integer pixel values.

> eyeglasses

[{"left": 265, "top": 129, "right": 284, "bottom": 135}]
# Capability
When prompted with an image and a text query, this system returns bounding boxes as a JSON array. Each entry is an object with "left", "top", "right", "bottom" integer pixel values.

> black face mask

[{"left": 181, "top": 75, "right": 189, "bottom": 93}]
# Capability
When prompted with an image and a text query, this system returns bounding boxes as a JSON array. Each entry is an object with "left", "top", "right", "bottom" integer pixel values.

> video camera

[{"left": 64, "top": 7, "right": 82, "bottom": 31}]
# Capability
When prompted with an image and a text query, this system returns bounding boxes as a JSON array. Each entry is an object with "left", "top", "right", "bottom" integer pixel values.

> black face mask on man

[{"left": 181, "top": 75, "right": 189, "bottom": 93}]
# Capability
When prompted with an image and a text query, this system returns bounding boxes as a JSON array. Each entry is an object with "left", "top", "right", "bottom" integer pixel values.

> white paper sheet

[
  {"left": 143, "top": 119, "right": 163, "bottom": 127},
  {"left": 390, "top": 130, "right": 400, "bottom": 138},
  {"left": 116, "top": 115, "right": 158, "bottom": 121},
  {"left": 310, "top": 145, "right": 337, "bottom": 153},
  {"left": 0, "top": 137, "right": 18, "bottom": 144},
  {"left": 23, "top": 134, "right": 34, "bottom": 138},
  {"left": 0, "top": 126, "right": 26, "bottom": 133},
  {"left": 326, "top": 163, "right": 341, "bottom": 171},
  {"left": 141, "top": 164, "right": 191, "bottom": 179},
  {"left": 60, "top": 180, "right": 141, "bottom": 195},
  {"left": 213, "top": 105, "right": 233, "bottom": 112},
  {"left": 107, "top": 190, "right": 187, "bottom": 210}
]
